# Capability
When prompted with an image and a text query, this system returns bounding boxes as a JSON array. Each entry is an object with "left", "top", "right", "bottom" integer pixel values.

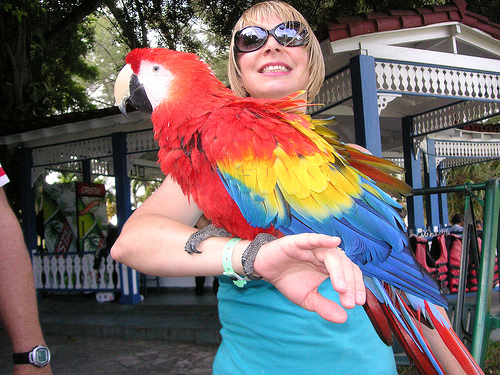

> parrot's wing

[
  {"left": 312, "top": 123, "right": 413, "bottom": 199},
  {"left": 211, "top": 103, "right": 445, "bottom": 308}
]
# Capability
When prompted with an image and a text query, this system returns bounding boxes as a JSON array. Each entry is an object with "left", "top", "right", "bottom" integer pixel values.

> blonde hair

[{"left": 228, "top": 0, "right": 325, "bottom": 102}]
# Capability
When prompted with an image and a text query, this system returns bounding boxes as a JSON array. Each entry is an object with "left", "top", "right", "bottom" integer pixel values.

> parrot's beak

[
  {"left": 114, "top": 64, "right": 134, "bottom": 117},
  {"left": 114, "top": 64, "right": 153, "bottom": 118}
]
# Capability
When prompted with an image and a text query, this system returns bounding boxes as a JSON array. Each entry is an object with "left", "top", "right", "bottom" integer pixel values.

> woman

[{"left": 112, "top": 1, "right": 462, "bottom": 374}]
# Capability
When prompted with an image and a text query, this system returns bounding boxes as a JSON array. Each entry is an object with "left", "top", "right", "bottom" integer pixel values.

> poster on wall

[
  {"left": 77, "top": 182, "right": 108, "bottom": 253},
  {"left": 43, "top": 182, "right": 108, "bottom": 253},
  {"left": 43, "top": 182, "right": 78, "bottom": 253}
]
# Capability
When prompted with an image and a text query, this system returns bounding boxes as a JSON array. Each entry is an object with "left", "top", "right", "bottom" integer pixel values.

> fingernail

[
  {"left": 356, "top": 291, "right": 365, "bottom": 304},
  {"left": 345, "top": 294, "right": 355, "bottom": 306},
  {"left": 338, "top": 278, "right": 346, "bottom": 290}
]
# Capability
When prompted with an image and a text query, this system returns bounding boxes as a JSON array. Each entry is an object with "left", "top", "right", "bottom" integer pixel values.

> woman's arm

[{"left": 111, "top": 176, "right": 232, "bottom": 277}]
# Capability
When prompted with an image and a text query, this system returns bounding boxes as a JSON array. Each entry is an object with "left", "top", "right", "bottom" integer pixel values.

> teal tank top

[{"left": 213, "top": 277, "right": 397, "bottom": 375}]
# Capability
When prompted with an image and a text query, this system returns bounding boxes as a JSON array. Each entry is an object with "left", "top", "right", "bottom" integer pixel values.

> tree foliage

[
  {"left": 445, "top": 159, "right": 500, "bottom": 222},
  {"left": 1, "top": 0, "right": 499, "bottom": 126},
  {"left": 0, "top": 1, "right": 104, "bottom": 124}
]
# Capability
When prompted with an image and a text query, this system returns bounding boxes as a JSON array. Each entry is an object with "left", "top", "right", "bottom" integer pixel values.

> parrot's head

[{"left": 114, "top": 48, "right": 222, "bottom": 117}]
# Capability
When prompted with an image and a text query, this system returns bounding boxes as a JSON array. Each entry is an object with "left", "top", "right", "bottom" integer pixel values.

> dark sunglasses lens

[
  {"left": 275, "top": 22, "right": 307, "bottom": 46},
  {"left": 236, "top": 26, "right": 268, "bottom": 52}
]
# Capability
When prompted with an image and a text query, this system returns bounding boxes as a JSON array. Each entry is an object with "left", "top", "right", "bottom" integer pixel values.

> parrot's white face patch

[{"left": 138, "top": 60, "right": 174, "bottom": 110}]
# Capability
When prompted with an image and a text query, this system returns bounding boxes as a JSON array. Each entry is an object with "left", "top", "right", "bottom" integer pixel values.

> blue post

[
  {"left": 19, "top": 148, "right": 38, "bottom": 255},
  {"left": 402, "top": 116, "right": 425, "bottom": 233},
  {"left": 437, "top": 167, "right": 449, "bottom": 228},
  {"left": 423, "top": 139, "right": 440, "bottom": 231},
  {"left": 112, "top": 132, "right": 141, "bottom": 305},
  {"left": 350, "top": 54, "right": 382, "bottom": 157},
  {"left": 82, "top": 159, "right": 92, "bottom": 183}
]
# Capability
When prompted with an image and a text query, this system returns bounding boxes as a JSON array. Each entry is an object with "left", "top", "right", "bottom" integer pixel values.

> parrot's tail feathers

[
  {"left": 363, "top": 287, "right": 394, "bottom": 346},
  {"left": 364, "top": 288, "right": 444, "bottom": 375},
  {"left": 365, "top": 279, "right": 484, "bottom": 375},
  {"left": 367, "top": 279, "right": 446, "bottom": 375},
  {"left": 424, "top": 301, "right": 484, "bottom": 374}
]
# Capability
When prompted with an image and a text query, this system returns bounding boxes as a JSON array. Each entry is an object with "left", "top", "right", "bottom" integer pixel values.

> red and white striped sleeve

[{"left": 0, "top": 163, "right": 10, "bottom": 188}]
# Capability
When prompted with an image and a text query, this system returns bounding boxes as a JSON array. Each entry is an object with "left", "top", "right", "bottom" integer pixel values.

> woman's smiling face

[{"left": 237, "top": 15, "right": 310, "bottom": 100}]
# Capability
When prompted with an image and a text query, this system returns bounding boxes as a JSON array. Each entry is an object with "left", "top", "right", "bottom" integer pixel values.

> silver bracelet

[{"left": 241, "top": 233, "right": 276, "bottom": 280}]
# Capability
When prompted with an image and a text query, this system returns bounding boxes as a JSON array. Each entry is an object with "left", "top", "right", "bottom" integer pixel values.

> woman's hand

[{"left": 253, "top": 233, "right": 365, "bottom": 323}]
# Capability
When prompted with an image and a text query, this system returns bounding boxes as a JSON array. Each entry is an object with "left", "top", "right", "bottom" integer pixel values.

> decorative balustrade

[
  {"left": 439, "top": 157, "right": 496, "bottom": 170},
  {"left": 127, "top": 130, "right": 158, "bottom": 153},
  {"left": 32, "top": 251, "right": 120, "bottom": 292},
  {"left": 31, "top": 130, "right": 164, "bottom": 183},
  {"left": 32, "top": 138, "right": 113, "bottom": 167},
  {"left": 386, "top": 157, "right": 405, "bottom": 169},
  {"left": 309, "top": 68, "right": 352, "bottom": 114},
  {"left": 413, "top": 101, "right": 500, "bottom": 137},
  {"left": 435, "top": 140, "right": 500, "bottom": 158},
  {"left": 375, "top": 61, "right": 500, "bottom": 101}
]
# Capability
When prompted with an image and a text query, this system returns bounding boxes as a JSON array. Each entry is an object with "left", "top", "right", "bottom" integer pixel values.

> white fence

[{"left": 32, "top": 251, "right": 120, "bottom": 292}]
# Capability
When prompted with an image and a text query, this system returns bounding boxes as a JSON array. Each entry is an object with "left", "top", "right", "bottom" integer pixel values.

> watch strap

[{"left": 12, "top": 351, "right": 30, "bottom": 364}]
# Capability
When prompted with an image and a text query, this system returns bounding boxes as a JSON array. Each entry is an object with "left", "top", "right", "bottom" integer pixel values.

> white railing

[
  {"left": 32, "top": 251, "right": 120, "bottom": 292},
  {"left": 375, "top": 61, "right": 500, "bottom": 101},
  {"left": 309, "top": 68, "right": 352, "bottom": 114}
]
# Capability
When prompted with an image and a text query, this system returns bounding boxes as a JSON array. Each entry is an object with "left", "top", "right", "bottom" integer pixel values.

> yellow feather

[
  {"left": 257, "top": 161, "right": 277, "bottom": 194},
  {"left": 274, "top": 148, "right": 302, "bottom": 196},
  {"left": 293, "top": 157, "right": 313, "bottom": 200}
]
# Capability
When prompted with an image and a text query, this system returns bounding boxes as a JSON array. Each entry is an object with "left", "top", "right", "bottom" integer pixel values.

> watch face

[
  {"left": 31, "top": 346, "right": 50, "bottom": 366},
  {"left": 36, "top": 349, "right": 48, "bottom": 363}
]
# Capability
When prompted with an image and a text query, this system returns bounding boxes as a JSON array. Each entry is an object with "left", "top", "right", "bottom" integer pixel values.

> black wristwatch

[{"left": 13, "top": 345, "right": 51, "bottom": 367}]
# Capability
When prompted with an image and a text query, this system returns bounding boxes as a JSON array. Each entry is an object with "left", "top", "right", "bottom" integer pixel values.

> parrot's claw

[{"left": 185, "top": 224, "right": 233, "bottom": 254}]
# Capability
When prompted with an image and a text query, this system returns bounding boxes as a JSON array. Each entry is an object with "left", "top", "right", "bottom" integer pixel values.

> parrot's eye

[{"left": 152, "top": 65, "right": 160, "bottom": 73}]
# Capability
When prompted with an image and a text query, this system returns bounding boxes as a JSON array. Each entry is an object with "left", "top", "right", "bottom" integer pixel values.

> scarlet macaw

[{"left": 114, "top": 48, "right": 483, "bottom": 375}]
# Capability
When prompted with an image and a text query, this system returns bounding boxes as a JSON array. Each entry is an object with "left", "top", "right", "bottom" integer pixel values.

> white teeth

[{"left": 261, "top": 65, "right": 290, "bottom": 73}]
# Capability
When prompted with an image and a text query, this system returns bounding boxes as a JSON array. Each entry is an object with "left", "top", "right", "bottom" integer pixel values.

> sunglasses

[{"left": 234, "top": 21, "right": 308, "bottom": 53}]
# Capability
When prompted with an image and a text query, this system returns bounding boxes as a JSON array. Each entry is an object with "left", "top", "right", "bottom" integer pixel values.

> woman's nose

[{"left": 262, "top": 35, "right": 282, "bottom": 53}]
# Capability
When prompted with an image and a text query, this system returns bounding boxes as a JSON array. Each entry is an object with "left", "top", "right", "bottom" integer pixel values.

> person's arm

[
  {"left": 111, "top": 176, "right": 365, "bottom": 323},
  {"left": 420, "top": 306, "right": 468, "bottom": 375},
  {"left": 0, "top": 188, "right": 53, "bottom": 375}
]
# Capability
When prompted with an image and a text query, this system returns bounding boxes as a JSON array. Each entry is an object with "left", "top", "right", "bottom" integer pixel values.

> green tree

[
  {"left": 445, "top": 159, "right": 500, "bottom": 222},
  {"left": 3, "top": 0, "right": 499, "bottom": 125},
  {"left": 83, "top": 4, "right": 230, "bottom": 108},
  {"left": 0, "top": 0, "right": 104, "bottom": 126},
  {"left": 83, "top": 13, "right": 130, "bottom": 107}
]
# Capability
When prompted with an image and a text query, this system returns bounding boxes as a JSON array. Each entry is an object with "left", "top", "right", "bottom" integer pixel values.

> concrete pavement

[
  {"left": 1, "top": 287, "right": 499, "bottom": 374},
  {"left": 1, "top": 288, "right": 220, "bottom": 374},
  {"left": 0, "top": 333, "right": 218, "bottom": 374}
]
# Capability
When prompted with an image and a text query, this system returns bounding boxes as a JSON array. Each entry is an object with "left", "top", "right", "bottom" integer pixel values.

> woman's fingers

[
  {"left": 323, "top": 247, "right": 366, "bottom": 309},
  {"left": 303, "top": 288, "right": 348, "bottom": 323}
]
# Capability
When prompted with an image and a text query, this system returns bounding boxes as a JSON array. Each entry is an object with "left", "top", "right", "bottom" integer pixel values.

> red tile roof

[{"left": 316, "top": 0, "right": 500, "bottom": 43}]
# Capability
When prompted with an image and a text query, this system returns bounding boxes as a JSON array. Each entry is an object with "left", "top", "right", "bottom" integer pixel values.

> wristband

[{"left": 222, "top": 238, "right": 249, "bottom": 287}]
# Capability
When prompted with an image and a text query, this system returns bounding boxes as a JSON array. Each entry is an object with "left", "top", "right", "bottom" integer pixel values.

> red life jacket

[
  {"left": 410, "top": 233, "right": 499, "bottom": 294},
  {"left": 409, "top": 234, "right": 449, "bottom": 291}
]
